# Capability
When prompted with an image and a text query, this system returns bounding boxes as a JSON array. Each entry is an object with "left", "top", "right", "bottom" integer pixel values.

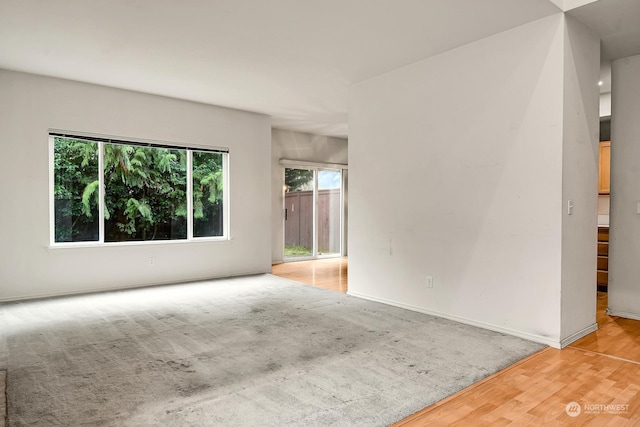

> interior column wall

[
  {"left": 349, "top": 15, "right": 570, "bottom": 347},
  {"left": 609, "top": 53, "right": 640, "bottom": 319},
  {"left": 559, "top": 16, "right": 600, "bottom": 344}
]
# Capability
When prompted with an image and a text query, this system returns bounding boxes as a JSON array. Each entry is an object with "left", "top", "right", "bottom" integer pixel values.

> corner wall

[
  {"left": 271, "top": 129, "right": 347, "bottom": 263},
  {"left": 349, "top": 14, "right": 599, "bottom": 347},
  {"left": 560, "top": 15, "right": 600, "bottom": 344},
  {"left": 0, "top": 70, "right": 272, "bottom": 301},
  {"left": 609, "top": 54, "right": 640, "bottom": 319}
]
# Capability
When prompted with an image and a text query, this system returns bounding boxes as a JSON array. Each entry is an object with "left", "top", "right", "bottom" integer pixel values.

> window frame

[{"left": 49, "top": 132, "right": 230, "bottom": 247}]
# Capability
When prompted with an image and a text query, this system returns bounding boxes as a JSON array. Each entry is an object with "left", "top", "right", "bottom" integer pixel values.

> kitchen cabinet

[{"left": 597, "top": 226, "right": 608, "bottom": 291}]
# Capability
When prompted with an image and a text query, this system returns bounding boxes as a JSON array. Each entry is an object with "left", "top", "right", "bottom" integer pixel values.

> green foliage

[
  {"left": 81, "top": 180, "right": 100, "bottom": 217},
  {"left": 53, "top": 138, "right": 99, "bottom": 242},
  {"left": 54, "top": 137, "right": 224, "bottom": 242},
  {"left": 103, "top": 144, "right": 187, "bottom": 241},
  {"left": 285, "top": 169, "right": 313, "bottom": 192},
  {"left": 192, "top": 151, "right": 224, "bottom": 237},
  {"left": 284, "top": 245, "right": 312, "bottom": 256}
]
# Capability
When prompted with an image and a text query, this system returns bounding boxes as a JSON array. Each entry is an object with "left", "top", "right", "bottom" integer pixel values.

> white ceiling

[
  {"left": 567, "top": 0, "right": 640, "bottom": 94},
  {"left": 568, "top": 0, "right": 640, "bottom": 62},
  {"left": 0, "top": 1, "right": 637, "bottom": 138}
]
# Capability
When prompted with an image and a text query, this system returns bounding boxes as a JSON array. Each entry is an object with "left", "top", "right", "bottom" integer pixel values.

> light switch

[
  {"left": 567, "top": 200, "right": 574, "bottom": 215},
  {"left": 636, "top": 202, "right": 640, "bottom": 214}
]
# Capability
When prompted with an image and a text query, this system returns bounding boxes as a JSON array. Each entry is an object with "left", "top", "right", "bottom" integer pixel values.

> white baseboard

[
  {"left": 606, "top": 308, "right": 640, "bottom": 321},
  {"left": 347, "top": 290, "right": 562, "bottom": 349},
  {"left": 0, "top": 270, "right": 271, "bottom": 303},
  {"left": 559, "top": 323, "right": 599, "bottom": 348}
]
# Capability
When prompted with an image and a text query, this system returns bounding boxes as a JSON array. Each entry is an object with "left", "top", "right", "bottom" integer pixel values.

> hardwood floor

[
  {"left": 394, "top": 347, "right": 640, "bottom": 426},
  {"left": 570, "top": 318, "right": 640, "bottom": 365},
  {"left": 272, "top": 259, "right": 640, "bottom": 425},
  {"left": 596, "top": 290, "right": 616, "bottom": 328},
  {"left": 271, "top": 257, "right": 348, "bottom": 293}
]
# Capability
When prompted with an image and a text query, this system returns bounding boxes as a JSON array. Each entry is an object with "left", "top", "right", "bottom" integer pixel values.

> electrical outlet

[
  {"left": 426, "top": 276, "right": 433, "bottom": 288},
  {"left": 149, "top": 257, "right": 156, "bottom": 266}
]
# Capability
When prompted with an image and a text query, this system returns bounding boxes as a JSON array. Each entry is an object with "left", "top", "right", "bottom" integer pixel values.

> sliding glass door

[
  {"left": 284, "top": 168, "right": 314, "bottom": 258},
  {"left": 317, "top": 169, "right": 342, "bottom": 257},
  {"left": 284, "top": 167, "right": 343, "bottom": 260}
]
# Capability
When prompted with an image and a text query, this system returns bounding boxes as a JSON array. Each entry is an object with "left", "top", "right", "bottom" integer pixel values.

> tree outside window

[{"left": 52, "top": 136, "right": 226, "bottom": 244}]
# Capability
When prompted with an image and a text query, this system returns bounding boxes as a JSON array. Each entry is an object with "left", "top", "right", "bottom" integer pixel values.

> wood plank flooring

[
  {"left": 394, "top": 347, "right": 640, "bottom": 426},
  {"left": 570, "top": 319, "right": 640, "bottom": 365},
  {"left": 271, "top": 257, "right": 348, "bottom": 293},
  {"left": 596, "top": 290, "right": 616, "bottom": 328},
  {"left": 272, "top": 259, "right": 640, "bottom": 426}
]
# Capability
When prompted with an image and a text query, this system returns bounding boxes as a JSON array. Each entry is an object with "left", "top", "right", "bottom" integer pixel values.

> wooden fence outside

[{"left": 285, "top": 189, "right": 341, "bottom": 254}]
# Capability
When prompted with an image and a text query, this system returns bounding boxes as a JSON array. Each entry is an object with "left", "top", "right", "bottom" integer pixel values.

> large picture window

[{"left": 51, "top": 133, "right": 228, "bottom": 245}]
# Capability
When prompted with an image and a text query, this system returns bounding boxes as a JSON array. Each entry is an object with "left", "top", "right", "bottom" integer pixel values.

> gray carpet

[
  {"left": 0, "top": 370, "right": 5, "bottom": 427},
  {"left": 0, "top": 274, "right": 544, "bottom": 426}
]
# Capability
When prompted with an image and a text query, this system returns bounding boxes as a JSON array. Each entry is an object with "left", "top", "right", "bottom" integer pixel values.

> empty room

[{"left": 1, "top": 0, "right": 640, "bottom": 425}]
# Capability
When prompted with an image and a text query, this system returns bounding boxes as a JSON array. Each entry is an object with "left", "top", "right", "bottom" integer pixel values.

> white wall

[
  {"left": 349, "top": 14, "right": 598, "bottom": 348},
  {"left": 563, "top": 0, "right": 600, "bottom": 11},
  {"left": 600, "top": 92, "right": 612, "bottom": 117},
  {"left": 271, "top": 128, "right": 347, "bottom": 263},
  {"left": 0, "top": 70, "right": 272, "bottom": 301},
  {"left": 609, "top": 54, "right": 640, "bottom": 320},
  {"left": 597, "top": 195, "right": 610, "bottom": 216},
  {"left": 560, "top": 16, "right": 599, "bottom": 344}
]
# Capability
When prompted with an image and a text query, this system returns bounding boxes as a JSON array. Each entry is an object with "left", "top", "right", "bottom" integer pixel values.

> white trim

[
  {"left": 49, "top": 136, "right": 56, "bottom": 245},
  {"left": 606, "top": 308, "right": 640, "bottom": 321},
  {"left": 47, "top": 239, "right": 229, "bottom": 250},
  {"left": 223, "top": 152, "right": 230, "bottom": 239},
  {"left": 98, "top": 141, "right": 105, "bottom": 243},
  {"left": 313, "top": 169, "right": 318, "bottom": 258},
  {"left": 317, "top": 168, "right": 343, "bottom": 258},
  {"left": 283, "top": 167, "right": 344, "bottom": 262},
  {"left": 50, "top": 135, "right": 230, "bottom": 246},
  {"left": 48, "top": 236, "right": 230, "bottom": 250},
  {"left": 280, "top": 166, "right": 286, "bottom": 262},
  {"left": 340, "top": 169, "right": 346, "bottom": 257},
  {"left": 347, "top": 290, "right": 561, "bottom": 348},
  {"left": 279, "top": 159, "right": 348, "bottom": 170},
  {"left": 559, "top": 323, "right": 599, "bottom": 348},
  {"left": 186, "top": 150, "right": 194, "bottom": 240},
  {"left": 0, "top": 271, "right": 270, "bottom": 303},
  {"left": 49, "top": 128, "right": 229, "bottom": 153}
]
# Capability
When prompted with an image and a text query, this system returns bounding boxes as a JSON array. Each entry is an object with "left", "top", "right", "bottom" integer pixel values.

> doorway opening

[{"left": 597, "top": 118, "right": 611, "bottom": 295}]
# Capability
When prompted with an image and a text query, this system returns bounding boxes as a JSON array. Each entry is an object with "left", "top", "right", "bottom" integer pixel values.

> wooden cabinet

[
  {"left": 597, "top": 226, "right": 609, "bottom": 291},
  {"left": 599, "top": 141, "right": 611, "bottom": 195}
]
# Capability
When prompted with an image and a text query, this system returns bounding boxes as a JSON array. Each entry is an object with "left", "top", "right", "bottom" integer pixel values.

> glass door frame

[
  {"left": 316, "top": 168, "right": 343, "bottom": 259},
  {"left": 281, "top": 161, "right": 347, "bottom": 262},
  {"left": 284, "top": 166, "right": 316, "bottom": 261}
]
